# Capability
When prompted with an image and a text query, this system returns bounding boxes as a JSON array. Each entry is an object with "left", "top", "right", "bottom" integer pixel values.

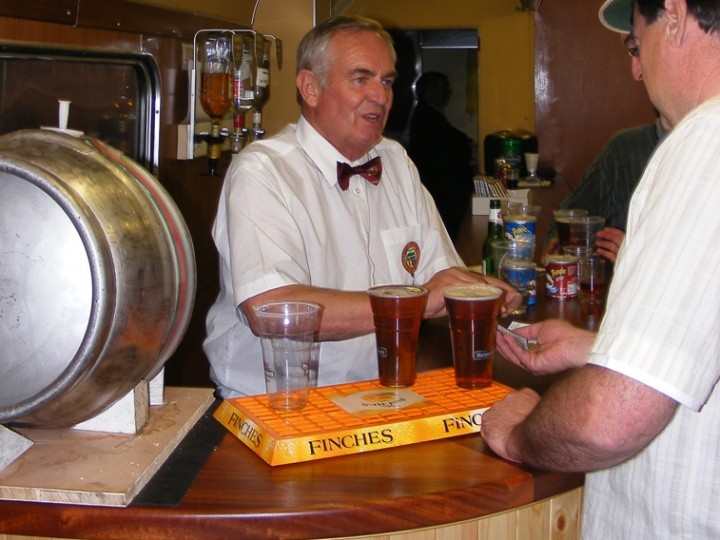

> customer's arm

[{"left": 481, "top": 365, "right": 678, "bottom": 471}]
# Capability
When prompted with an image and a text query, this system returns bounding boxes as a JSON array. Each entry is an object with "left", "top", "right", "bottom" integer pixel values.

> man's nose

[{"left": 631, "top": 55, "right": 643, "bottom": 81}]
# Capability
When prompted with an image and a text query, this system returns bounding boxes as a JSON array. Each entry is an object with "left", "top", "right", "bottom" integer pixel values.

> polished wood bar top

[
  {"left": 0, "top": 409, "right": 582, "bottom": 540},
  {"left": 0, "top": 290, "right": 588, "bottom": 540},
  {"left": 0, "top": 209, "right": 591, "bottom": 540}
]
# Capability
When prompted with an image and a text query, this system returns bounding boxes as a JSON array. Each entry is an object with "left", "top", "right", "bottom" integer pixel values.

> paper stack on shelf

[{"left": 472, "top": 175, "right": 530, "bottom": 215}]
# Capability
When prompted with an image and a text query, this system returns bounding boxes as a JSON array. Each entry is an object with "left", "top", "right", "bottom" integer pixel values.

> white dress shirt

[{"left": 204, "top": 116, "right": 462, "bottom": 397}]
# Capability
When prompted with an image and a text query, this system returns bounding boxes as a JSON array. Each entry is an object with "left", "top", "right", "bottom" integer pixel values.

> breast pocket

[{"left": 381, "top": 224, "right": 423, "bottom": 284}]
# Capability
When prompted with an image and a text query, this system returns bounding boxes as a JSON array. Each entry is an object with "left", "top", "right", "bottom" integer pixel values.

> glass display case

[{"left": 0, "top": 44, "right": 160, "bottom": 173}]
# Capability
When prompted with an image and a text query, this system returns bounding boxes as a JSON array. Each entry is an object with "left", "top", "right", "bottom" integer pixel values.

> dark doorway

[{"left": 385, "top": 28, "right": 479, "bottom": 170}]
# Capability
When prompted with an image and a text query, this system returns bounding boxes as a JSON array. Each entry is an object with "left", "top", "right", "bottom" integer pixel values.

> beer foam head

[
  {"left": 442, "top": 283, "right": 503, "bottom": 300},
  {"left": 367, "top": 285, "right": 428, "bottom": 298}
]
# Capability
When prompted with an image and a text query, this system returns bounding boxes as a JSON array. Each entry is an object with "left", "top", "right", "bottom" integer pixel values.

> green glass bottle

[
  {"left": 482, "top": 199, "right": 504, "bottom": 276},
  {"left": 502, "top": 138, "right": 522, "bottom": 189}
]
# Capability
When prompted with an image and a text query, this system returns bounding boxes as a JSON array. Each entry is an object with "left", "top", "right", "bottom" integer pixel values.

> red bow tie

[{"left": 336, "top": 157, "right": 382, "bottom": 191}]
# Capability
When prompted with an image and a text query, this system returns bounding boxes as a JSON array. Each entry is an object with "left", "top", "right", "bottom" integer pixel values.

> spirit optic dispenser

[
  {"left": 191, "top": 29, "right": 282, "bottom": 175},
  {"left": 198, "top": 33, "right": 232, "bottom": 176}
]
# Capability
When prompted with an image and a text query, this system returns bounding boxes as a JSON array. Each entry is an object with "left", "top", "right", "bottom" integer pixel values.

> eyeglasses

[{"left": 623, "top": 33, "right": 639, "bottom": 58}]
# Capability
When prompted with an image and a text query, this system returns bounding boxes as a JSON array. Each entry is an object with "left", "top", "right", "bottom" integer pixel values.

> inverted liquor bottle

[
  {"left": 200, "top": 34, "right": 232, "bottom": 175},
  {"left": 252, "top": 36, "right": 271, "bottom": 138},
  {"left": 231, "top": 32, "right": 256, "bottom": 153}
]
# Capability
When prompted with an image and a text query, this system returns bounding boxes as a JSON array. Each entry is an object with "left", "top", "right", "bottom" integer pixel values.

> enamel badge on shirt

[{"left": 402, "top": 241, "right": 420, "bottom": 283}]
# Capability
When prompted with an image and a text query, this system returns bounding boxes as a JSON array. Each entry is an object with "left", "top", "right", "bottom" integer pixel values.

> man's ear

[
  {"left": 664, "top": 0, "right": 689, "bottom": 47},
  {"left": 297, "top": 69, "right": 320, "bottom": 106}
]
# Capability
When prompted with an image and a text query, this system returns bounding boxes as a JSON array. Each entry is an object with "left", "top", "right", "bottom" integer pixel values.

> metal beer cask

[{"left": 0, "top": 129, "right": 196, "bottom": 428}]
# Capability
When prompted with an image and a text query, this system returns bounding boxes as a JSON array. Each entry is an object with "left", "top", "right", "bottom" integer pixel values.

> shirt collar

[{"left": 295, "top": 116, "right": 378, "bottom": 189}]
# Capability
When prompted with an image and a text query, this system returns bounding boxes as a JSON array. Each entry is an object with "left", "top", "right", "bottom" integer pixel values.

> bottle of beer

[{"left": 482, "top": 199, "right": 504, "bottom": 276}]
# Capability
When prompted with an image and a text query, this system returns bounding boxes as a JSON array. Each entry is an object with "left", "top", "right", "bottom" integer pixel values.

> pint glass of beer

[
  {"left": 367, "top": 285, "right": 429, "bottom": 387},
  {"left": 443, "top": 284, "right": 505, "bottom": 389}
]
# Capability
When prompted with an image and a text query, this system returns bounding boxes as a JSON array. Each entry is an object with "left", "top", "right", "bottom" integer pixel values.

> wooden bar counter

[{"left": 0, "top": 210, "right": 591, "bottom": 540}]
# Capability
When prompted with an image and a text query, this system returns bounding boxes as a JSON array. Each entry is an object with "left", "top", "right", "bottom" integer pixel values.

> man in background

[
  {"left": 409, "top": 72, "right": 475, "bottom": 241},
  {"left": 545, "top": 45, "right": 669, "bottom": 263},
  {"left": 546, "top": 116, "right": 668, "bottom": 261}
]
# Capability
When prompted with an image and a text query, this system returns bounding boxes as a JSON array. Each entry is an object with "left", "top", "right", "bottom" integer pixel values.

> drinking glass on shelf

[{"left": 524, "top": 152, "right": 539, "bottom": 181}]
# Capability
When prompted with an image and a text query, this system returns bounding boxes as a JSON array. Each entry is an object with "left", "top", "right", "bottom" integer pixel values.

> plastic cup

[
  {"left": 562, "top": 244, "right": 594, "bottom": 260},
  {"left": 492, "top": 240, "right": 535, "bottom": 268},
  {"left": 253, "top": 301, "right": 321, "bottom": 411},
  {"left": 506, "top": 202, "right": 541, "bottom": 217},
  {"left": 493, "top": 240, "right": 536, "bottom": 314},
  {"left": 367, "top": 285, "right": 429, "bottom": 387},
  {"left": 499, "top": 251, "right": 537, "bottom": 315},
  {"left": 443, "top": 283, "right": 505, "bottom": 389},
  {"left": 578, "top": 255, "right": 606, "bottom": 308},
  {"left": 554, "top": 209, "right": 589, "bottom": 248},
  {"left": 568, "top": 215, "right": 606, "bottom": 248},
  {"left": 308, "top": 342, "right": 320, "bottom": 388}
]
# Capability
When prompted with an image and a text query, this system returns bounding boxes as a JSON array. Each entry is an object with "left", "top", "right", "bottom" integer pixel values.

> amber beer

[
  {"left": 367, "top": 285, "right": 429, "bottom": 387},
  {"left": 443, "top": 284, "right": 504, "bottom": 389}
]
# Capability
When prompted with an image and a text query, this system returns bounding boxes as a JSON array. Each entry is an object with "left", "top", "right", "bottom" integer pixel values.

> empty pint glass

[
  {"left": 367, "top": 285, "right": 429, "bottom": 387},
  {"left": 569, "top": 215, "right": 606, "bottom": 249},
  {"left": 253, "top": 301, "right": 320, "bottom": 411},
  {"left": 443, "top": 283, "right": 505, "bottom": 389}
]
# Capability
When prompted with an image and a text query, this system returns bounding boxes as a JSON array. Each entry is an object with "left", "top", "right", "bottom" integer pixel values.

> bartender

[{"left": 203, "top": 14, "right": 520, "bottom": 398}]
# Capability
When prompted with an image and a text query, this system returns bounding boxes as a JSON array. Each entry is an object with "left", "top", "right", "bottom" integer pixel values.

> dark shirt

[
  {"left": 546, "top": 123, "right": 662, "bottom": 243},
  {"left": 408, "top": 100, "right": 474, "bottom": 240}
]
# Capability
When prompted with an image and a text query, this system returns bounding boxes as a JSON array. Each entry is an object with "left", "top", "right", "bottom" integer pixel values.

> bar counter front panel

[{"left": 0, "top": 211, "right": 587, "bottom": 540}]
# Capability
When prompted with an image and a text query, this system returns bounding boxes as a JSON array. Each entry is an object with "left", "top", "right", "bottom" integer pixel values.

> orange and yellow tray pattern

[{"left": 214, "top": 368, "right": 511, "bottom": 466}]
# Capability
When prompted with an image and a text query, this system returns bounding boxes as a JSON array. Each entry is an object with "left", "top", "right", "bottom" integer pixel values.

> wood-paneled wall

[{"left": 532, "top": 0, "right": 655, "bottom": 243}]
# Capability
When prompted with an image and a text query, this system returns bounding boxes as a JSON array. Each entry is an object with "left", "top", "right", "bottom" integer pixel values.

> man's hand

[
  {"left": 481, "top": 388, "right": 540, "bottom": 462},
  {"left": 422, "top": 267, "right": 522, "bottom": 318},
  {"left": 595, "top": 227, "right": 625, "bottom": 262},
  {"left": 545, "top": 236, "right": 560, "bottom": 255},
  {"left": 495, "top": 319, "right": 595, "bottom": 376}
]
